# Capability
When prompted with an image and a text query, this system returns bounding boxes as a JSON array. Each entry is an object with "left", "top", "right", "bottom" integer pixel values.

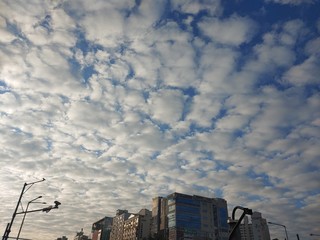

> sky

[{"left": 0, "top": 0, "right": 319, "bottom": 239}]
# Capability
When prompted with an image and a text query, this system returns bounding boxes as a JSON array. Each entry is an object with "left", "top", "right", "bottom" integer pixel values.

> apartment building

[
  {"left": 123, "top": 209, "right": 152, "bottom": 240},
  {"left": 239, "top": 212, "right": 270, "bottom": 240},
  {"left": 110, "top": 210, "right": 131, "bottom": 240}
]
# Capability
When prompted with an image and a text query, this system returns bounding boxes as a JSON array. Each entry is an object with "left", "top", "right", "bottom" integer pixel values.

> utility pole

[{"left": 2, "top": 178, "right": 45, "bottom": 240}]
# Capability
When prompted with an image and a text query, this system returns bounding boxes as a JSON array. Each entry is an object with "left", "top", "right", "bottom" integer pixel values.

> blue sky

[{"left": 0, "top": 0, "right": 319, "bottom": 239}]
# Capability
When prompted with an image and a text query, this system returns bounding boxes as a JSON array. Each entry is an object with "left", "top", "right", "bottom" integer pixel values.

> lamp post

[
  {"left": 16, "top": 196, "right": 46, "bottom": 240},
  {"left": 229, "top": 206, "right": 253, "bottom": 240},
  {"left": 2, "top": 178, "right": 45, "bottom": 240},
  {"left": 268, "top": 221, "right": 289, "bottom": 240}
]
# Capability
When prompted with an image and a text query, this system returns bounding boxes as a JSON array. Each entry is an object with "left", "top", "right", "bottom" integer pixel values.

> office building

[
  {"left": 92, "top": 217, "right": 113, "bottom": 240},
  {"left": 151, "top": 197, "right": 168, "bottom": 239},
  {"left": 167, "top": 192, "right": 229, "bottom": 240}
]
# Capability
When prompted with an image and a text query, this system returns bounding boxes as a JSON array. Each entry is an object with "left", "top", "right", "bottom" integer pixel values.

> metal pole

[
  {"left": 268, "top": 222, "right": 289, "bottom": 240},
  {"left": 229, "top": 206, "right": 253, "bottom": 240},
  {"left": 16, "top": 201, "right": 30, "bottom": 240},
  {"left": 284, "top": 226, "right": 289, "bottom": 240},
  {"left": 310, "top": 234, "right": 320, "bottom": 237},
  {"left": 2, "top": 183, "right": 27, "bottom": 240},
  {"left": 2, "top": 179, "right": 45, "bottom": 240},
  {"left": 16, "top": 196, "right": 42, "bottom": 240}
]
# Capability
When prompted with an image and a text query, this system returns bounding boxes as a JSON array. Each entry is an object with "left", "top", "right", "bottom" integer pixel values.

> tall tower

[{"left": 151, "top": 197, "right": 168, "bottom": 239}]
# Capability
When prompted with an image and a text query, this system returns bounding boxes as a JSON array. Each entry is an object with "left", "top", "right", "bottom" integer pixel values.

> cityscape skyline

[
  {"left": 1, "top": 189, "right": 318, "bottom": 240},
  {"left": 0, "top": 0, "right": 319, "bottom": 239},
  {"left": 63, "top": 192, "right": 268, "bottom": 240}
]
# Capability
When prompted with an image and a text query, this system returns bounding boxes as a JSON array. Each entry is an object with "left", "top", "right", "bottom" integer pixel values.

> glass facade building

[{"left": 167, "top": 192, "right": 229, "bottom": 240}]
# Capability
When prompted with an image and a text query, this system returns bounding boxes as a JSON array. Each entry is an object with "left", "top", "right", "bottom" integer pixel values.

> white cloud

[
  {"left": 171, "top": 0, "right": 222, "bottom": 16},
  {"left": 0, "top": 16, "right": 16, "bottom": 43},
  {"left": 282, "top": 55, "right": 320, "bottom": 86},
  {"left": 305, "top": 37, "right": 320, "bottom": 55},
  {"left": 198, "top": 15, "right": 257, "bottom": 46},
  {"left": 148, "top": 89, "right": 185, "bottom": 124},
  {"left": 266, "top": 0, "right": 314, "bottom": 5}
]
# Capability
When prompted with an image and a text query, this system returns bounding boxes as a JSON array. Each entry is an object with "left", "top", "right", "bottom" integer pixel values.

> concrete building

[
  {"left": 167, "top": 192, "right": 229, "bottom": 240},
  {"left": 92, "top": 217, "right": 113, "bottom": 240},
  {"left": 239, "top": 212, "right": 270, "bottom": 240},
  {"left": 110, "top": 210, "right": 131, "bottom": 240},
  {"left": 151, "top": 197, "right": 168, "bottom": 239},
  {"left": 240, "top": 216, "right": 253, "bottom": 240},
  {"left": 123, "top": 209, "right": 152, "bottom": 240}
]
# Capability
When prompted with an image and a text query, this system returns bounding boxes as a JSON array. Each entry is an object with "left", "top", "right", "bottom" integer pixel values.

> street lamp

[
  {"left": 310, "top": 234, "right": 320, "bottom": 237},
  {"left": 2, "top": 178, "right": 45, "bottom": 240},
  {"left": 229, "top": 206, "right": 253, "bottom": 240},
  {"left": 268, "top": 221, "right": 289, "bottom": 240},
  {"left": 16, "top": 196, "right": 46, "bottom": 240}
]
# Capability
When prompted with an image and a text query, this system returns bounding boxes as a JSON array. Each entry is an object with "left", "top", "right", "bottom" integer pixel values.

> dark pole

[
  {"left": 16, "top": 196, "right": 43, "bottom": 240},
  {"left": 229, "top": 206, "right": 253, "bottom": 240},
  {"left": 2, "top": 183, "right": 27, "bottom": 240},
  {"left": 2, "top": 178, "right": 45, "bottom": 240}
]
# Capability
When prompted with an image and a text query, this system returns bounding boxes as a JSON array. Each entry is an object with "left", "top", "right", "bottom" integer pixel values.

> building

[
  {"left": 110, "top": 210, "right": 131, "bottom": 240},
  {"left": 167, "top": 192, "right": 229, "bottom": 240},
  {"left": 240, "top": 216, "right": 253, "bottom": 240},
  {"left": 239, "top": 212, "right": 270, "bottom": 240},
  {"left": 151, "top": 197, "right": 168, "bottom": 239},
  {"left": 92, "top": 217, "right": 113, "bottom": 240},
  {"left": 123, "top": 209, "right": 152, "bottom": 240}
]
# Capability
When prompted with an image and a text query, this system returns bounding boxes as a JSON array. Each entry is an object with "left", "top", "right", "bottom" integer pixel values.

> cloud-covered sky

[{"left": 0, "top": 0, "right": 319, "bottom": 239}]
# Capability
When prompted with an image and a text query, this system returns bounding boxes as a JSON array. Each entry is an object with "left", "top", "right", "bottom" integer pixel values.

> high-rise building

[
  {"left": 240, "top": 216, "right": 253, "bottom": 240},
  {"left": 166, "top": 192, "right": 229, "bottom": 240},
  {"left": 151, "top": 197, "right": 168, "bottom": 239},
  {"left": 123, "top": 209, "right": 152, "bottom": 240},
  {"left": 92, "top": 216, "right": 113, "bottom": 240},
  {"left": 239, "top": 212, "right": 270, "bottom": 240},
  {"left": 110, "top": 210, "right": 131, "bottom": 240}
]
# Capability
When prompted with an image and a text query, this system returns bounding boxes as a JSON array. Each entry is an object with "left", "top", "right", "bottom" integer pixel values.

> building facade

[
  {"left": 110, "top": 210, "right": 131, "bottom": 240},
  {"left": 240, "top": 216, "right": 253, "bottom": 240},
  {"left": 239, "top": 212, "right": 270, "bottom": 240},
  {"left": 92, "top": 217, "right": 113, "bottom": 240},
  {"left": 123, "top": 209, "right": 152, "bottom": 240},
  {"left": 167, "top": 192, "right": 229, "bottom": 240},
  {"left": 151, "top": 197, "right": 168, "bottom": 239}
]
